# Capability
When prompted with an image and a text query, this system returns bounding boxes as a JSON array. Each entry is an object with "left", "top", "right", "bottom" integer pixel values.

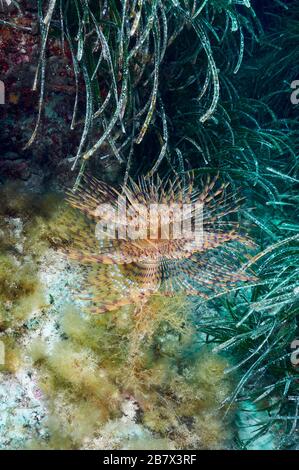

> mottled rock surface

[{"left": 0, "top": 2, "right": 81, "bottom": 188}]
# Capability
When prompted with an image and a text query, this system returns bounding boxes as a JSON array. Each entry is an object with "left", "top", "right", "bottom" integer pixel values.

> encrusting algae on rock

[
  {"left": 0, "top": 182, "right": 241, "bottom": 449},
  {"left": 12, "top": 172, "right": 254, "bottom": 450}
]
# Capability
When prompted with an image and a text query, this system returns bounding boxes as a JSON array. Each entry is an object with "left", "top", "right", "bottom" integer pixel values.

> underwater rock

[
  {"left": 2, "top": 151, "right": 19, "bottom": 161},
  {"left": 0, "top": 7, "right": 80, "bottom": 186},
  {"left": 0, "top": 157, "right": 30, "bottom": 180},
  {"left": 0, "top": 0, "right": 296, "bottom": 452}
]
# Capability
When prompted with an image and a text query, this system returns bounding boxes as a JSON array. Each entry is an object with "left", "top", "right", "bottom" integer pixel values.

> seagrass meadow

[{"left": 0, "top": 0, "right": 298, "bottom": 451}]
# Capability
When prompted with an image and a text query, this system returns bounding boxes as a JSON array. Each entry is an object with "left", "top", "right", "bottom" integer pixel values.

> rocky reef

[
  {"left": 0, "top": 0, "right": 298, "bottom": 451},
  {"left": 0, "top": 187, "right": 235, "bottom": 450}
]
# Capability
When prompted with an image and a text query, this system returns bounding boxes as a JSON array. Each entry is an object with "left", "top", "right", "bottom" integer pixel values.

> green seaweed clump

[
  {"left": 27, "top": 292, "right": 235, "bottom": 450},
  {"left": 0, "top": 184, "right": 74, "bottom": 368}
]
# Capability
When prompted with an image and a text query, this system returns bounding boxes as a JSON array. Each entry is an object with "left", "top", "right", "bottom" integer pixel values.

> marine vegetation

[
  {"left": 63, "top": 171, "right": 255, "bottom": 387},
  {"left": 0, "top": 0, "right": 298, "bottom": 451},
  {"left": 1, "top": 0, "right": 262, "bottom": 185}
]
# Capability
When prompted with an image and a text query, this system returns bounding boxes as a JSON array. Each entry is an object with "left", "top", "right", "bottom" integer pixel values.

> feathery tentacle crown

[{"left": 66, "top": 173, "right": 253, "bottom": 311}]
